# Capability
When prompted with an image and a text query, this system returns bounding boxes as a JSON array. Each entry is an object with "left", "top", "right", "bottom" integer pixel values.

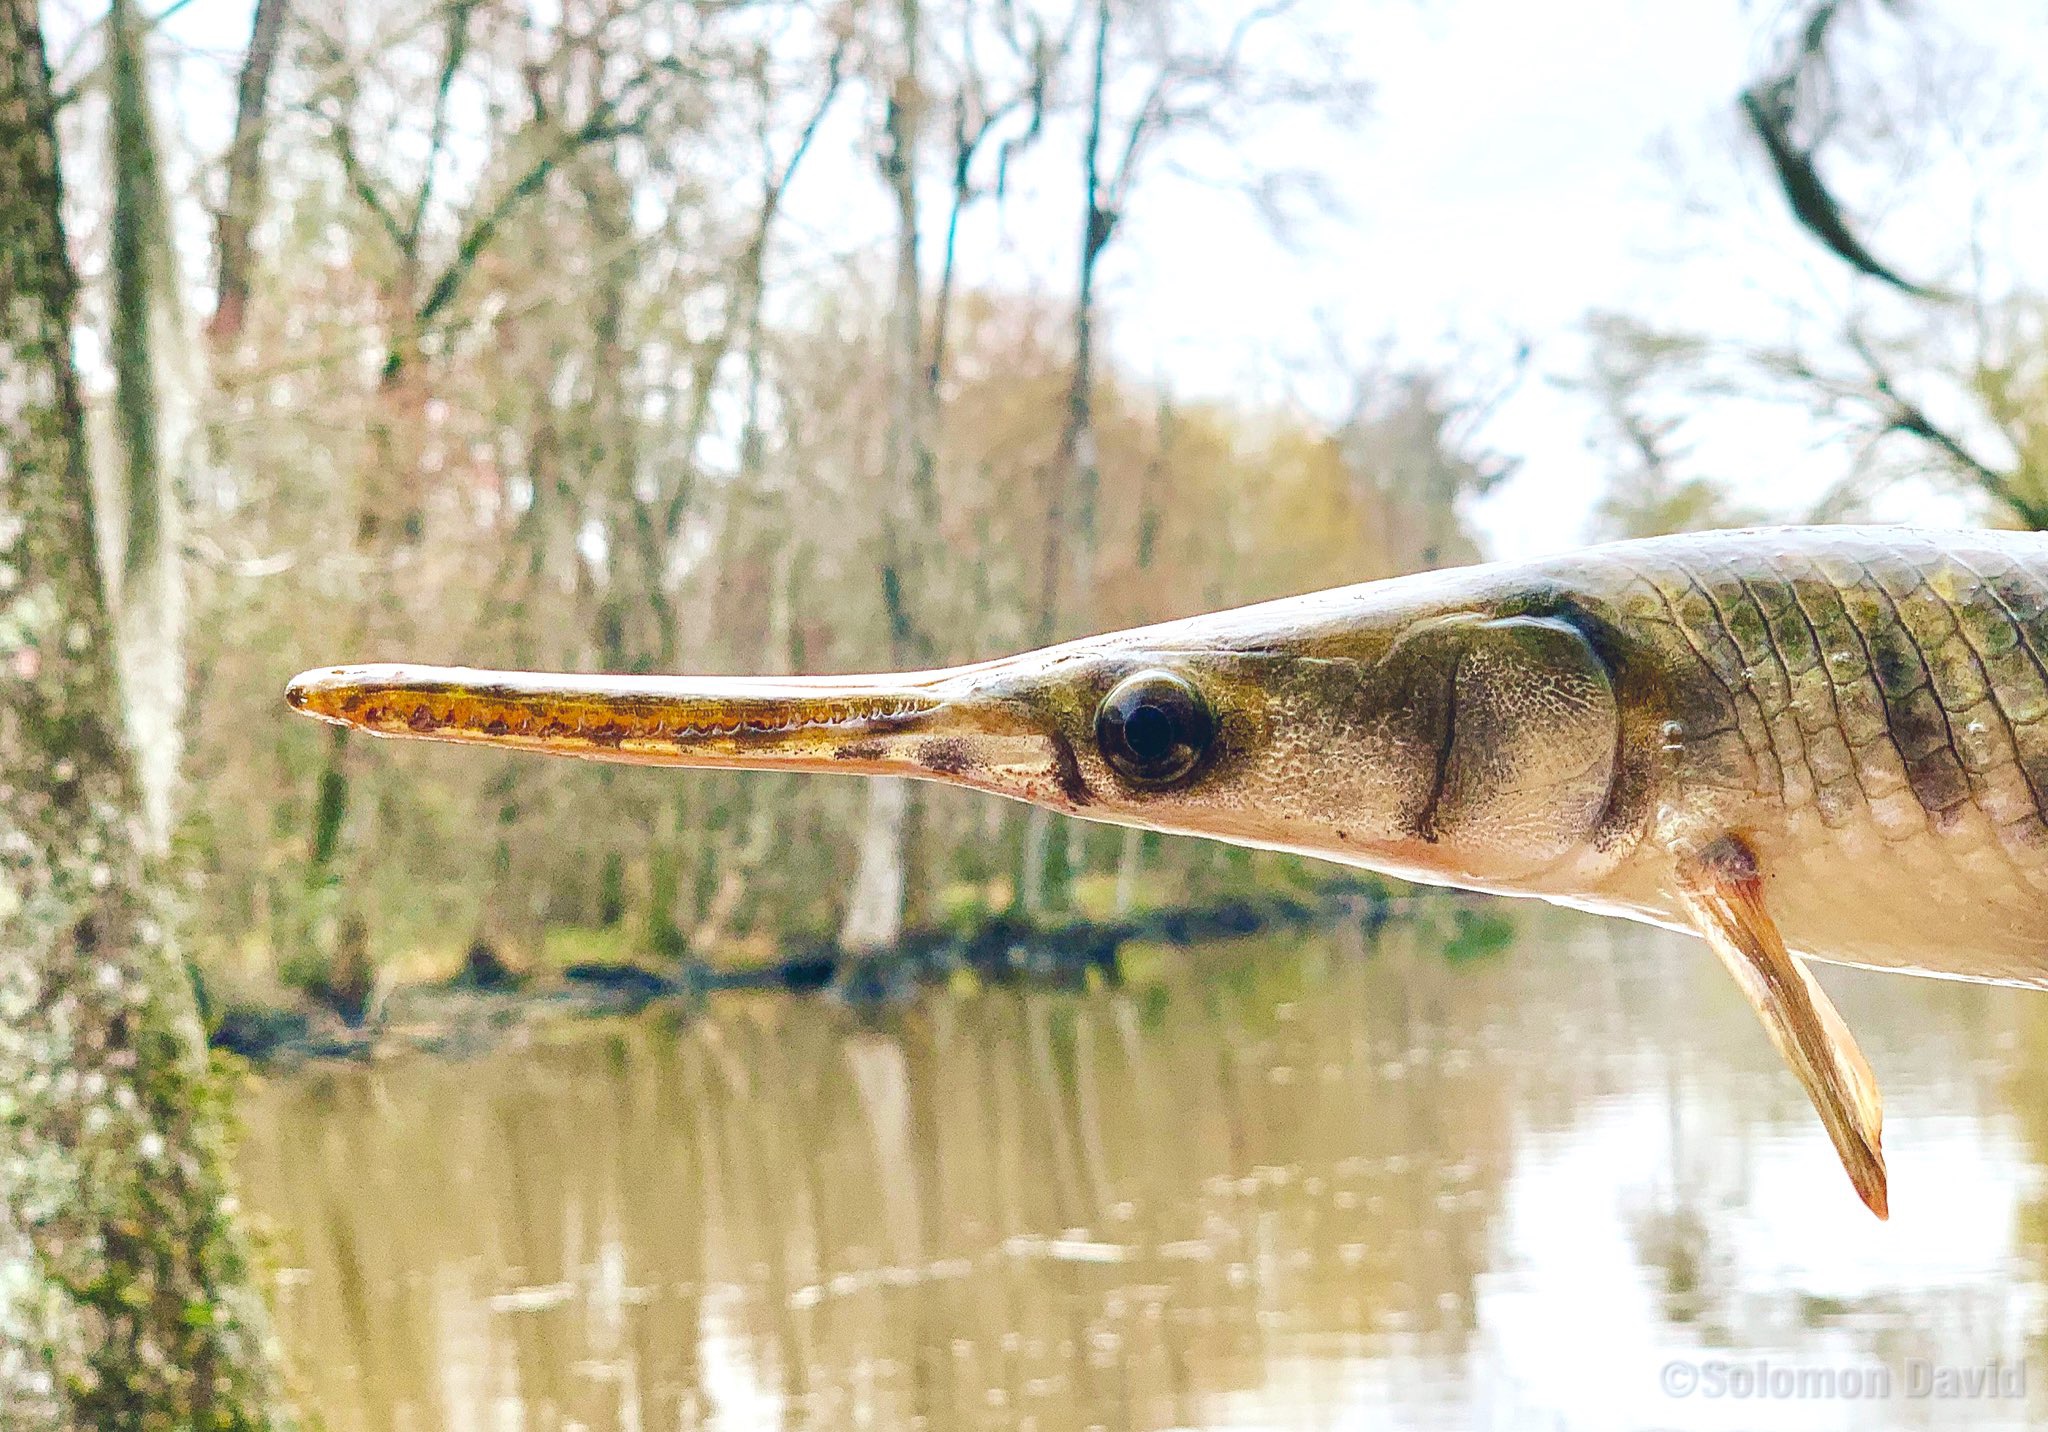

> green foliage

[
  {"left": 538, "top": 924, "right": 650, "bottom": 971},
  {"left": 1442, "top": 905, "right": 1518, "bottom": 965}
]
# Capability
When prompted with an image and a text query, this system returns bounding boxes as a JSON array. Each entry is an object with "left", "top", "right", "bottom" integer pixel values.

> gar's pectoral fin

[{"left": 1675, "top": 834, "right": 1888, "bottom": 1220}]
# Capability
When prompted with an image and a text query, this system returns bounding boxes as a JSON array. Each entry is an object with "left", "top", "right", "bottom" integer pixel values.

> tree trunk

[
  {"left": 841, "top": 775, "right": 913, "bottom": 951},
  {"left": 0, "top": 4, "right": 288, "bottom": 1425},
  {"left": 106, "top": 0, "right": 192, "bottom": 857},
  {"left": 839, "top": 0, "right": 928, "bottom": 954},
  {"left": 1020, "top": 0, "right": 1117, "bottom": 916},
  {"left": 1019, "top": 805, "right": 1056, "bottom": 916},
  {"left": 209, "top": 0, "right": 289, "bottom": 342},
  {"left": 1112, "top": 825, "right": 1144, "bottom": 915}
]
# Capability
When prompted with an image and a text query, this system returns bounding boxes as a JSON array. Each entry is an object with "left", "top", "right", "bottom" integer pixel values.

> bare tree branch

[
  {"left": 1740, "top": 0, "right": 1943, "bottom": 299},
  {"left": 662, "top": 35, "right": 848, "bottom": 544},
  {"left": 310, "top": 31, "right": 412, "bottom": 260},
  {"left": 400, "top": 57, "right": 686, "bottom": 375},
  {"left": 1843, "top": 330, "right": 2048, "bottom": 525},
  {"left": 931, "top": 3, "right": 1059, "bottom": 393},
  {"left": 210, "top": 0, "right": 289, "bottom": 339},
  {"left": 403, "top": 0, "right": 478, "bottom": 250}
]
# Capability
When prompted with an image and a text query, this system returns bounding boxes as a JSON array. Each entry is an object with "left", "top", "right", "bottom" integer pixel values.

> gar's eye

[{"left": 1095, "top": 670, "right": 1213, "bottom": 787}]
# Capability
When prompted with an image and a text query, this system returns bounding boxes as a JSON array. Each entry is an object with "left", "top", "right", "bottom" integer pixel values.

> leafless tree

[{"left": 0, "top": 1, "right": 286, "bottom": 1420}]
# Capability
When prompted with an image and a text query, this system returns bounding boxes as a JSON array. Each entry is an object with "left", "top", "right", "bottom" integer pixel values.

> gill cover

[{"left": 1380, "top": 613, "right": 1618, "bottom": 878}]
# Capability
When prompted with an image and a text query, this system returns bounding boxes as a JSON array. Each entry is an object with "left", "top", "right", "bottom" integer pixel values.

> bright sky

[
  {"left": 1102, "top": 0, "right": 1769, "bottom": 557},
  {"left": 818, "top": 0, "right": 2047, "bottom": 560},
  {"left": 90, "top": 0, "right": 2048, "bottom": 561},
  {"left": 774, "top": 0, "right": 1776, "bottom": 559}
]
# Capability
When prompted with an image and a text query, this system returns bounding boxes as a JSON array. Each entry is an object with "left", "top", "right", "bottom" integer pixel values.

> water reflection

[{"left": 237, "top": 908, "right": 2048, "bottom": 1430}]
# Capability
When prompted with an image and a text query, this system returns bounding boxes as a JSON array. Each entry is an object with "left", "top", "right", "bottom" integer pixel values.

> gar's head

[{"left": 285, "top": 574, "right": 1629, "bottom": 894}]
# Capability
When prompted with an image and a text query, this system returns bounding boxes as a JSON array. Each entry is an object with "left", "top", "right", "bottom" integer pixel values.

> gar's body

[
  {"left": 288, "top": 525, "right": 2048, "bottom": 1215},
  {"left": 1305, "top": 524, "right": 2048, "bottom": 988}
]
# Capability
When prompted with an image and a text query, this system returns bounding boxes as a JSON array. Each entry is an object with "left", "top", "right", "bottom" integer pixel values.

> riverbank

[{"left": 204, "top": 874, "right": 1514, "bottom": 1066}]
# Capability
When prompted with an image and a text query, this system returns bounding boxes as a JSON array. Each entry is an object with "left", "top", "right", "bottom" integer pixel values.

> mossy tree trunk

[
  {"left": 105, "top": 0, "right": 192, "bottom": 858},
  {"left": 0, "top": 3, "right": 288, "bottom": 1426}
]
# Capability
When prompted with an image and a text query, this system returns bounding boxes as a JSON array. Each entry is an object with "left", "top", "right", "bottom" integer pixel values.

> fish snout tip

[{"left": 284, "top": 666, "right": 364, "bottom": 725}]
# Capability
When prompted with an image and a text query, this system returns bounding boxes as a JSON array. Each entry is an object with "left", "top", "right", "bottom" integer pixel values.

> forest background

[{"left": 29, "top": 0, "right": 2048, "bottom": 1011}]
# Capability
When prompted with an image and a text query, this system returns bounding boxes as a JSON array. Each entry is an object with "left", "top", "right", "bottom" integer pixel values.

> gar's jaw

[{"left": 282, "top": 660, "right": 1100, "bottom": 812}]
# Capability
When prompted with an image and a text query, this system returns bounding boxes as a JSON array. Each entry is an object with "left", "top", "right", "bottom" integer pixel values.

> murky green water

[{"left": 237, "top": 906, "right": 2048, "bottom": 1430}]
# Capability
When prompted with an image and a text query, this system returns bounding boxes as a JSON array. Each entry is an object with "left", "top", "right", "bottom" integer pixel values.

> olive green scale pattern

[{"left": 1583, "top": 532, "right": 2048, "bottom": 889}]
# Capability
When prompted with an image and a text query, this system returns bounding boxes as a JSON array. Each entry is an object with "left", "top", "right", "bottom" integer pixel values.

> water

[{"left": 236, "top": 906, "right": 2048, "bottom": 1430}]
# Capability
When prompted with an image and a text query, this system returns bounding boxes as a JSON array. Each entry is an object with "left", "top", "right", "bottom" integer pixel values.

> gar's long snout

[
  {"left": 282, "top": 662, "right": 1078, "bottom": 802},
  {"left": 287, "top": 663, "right": 957, "bottom": 771}
]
